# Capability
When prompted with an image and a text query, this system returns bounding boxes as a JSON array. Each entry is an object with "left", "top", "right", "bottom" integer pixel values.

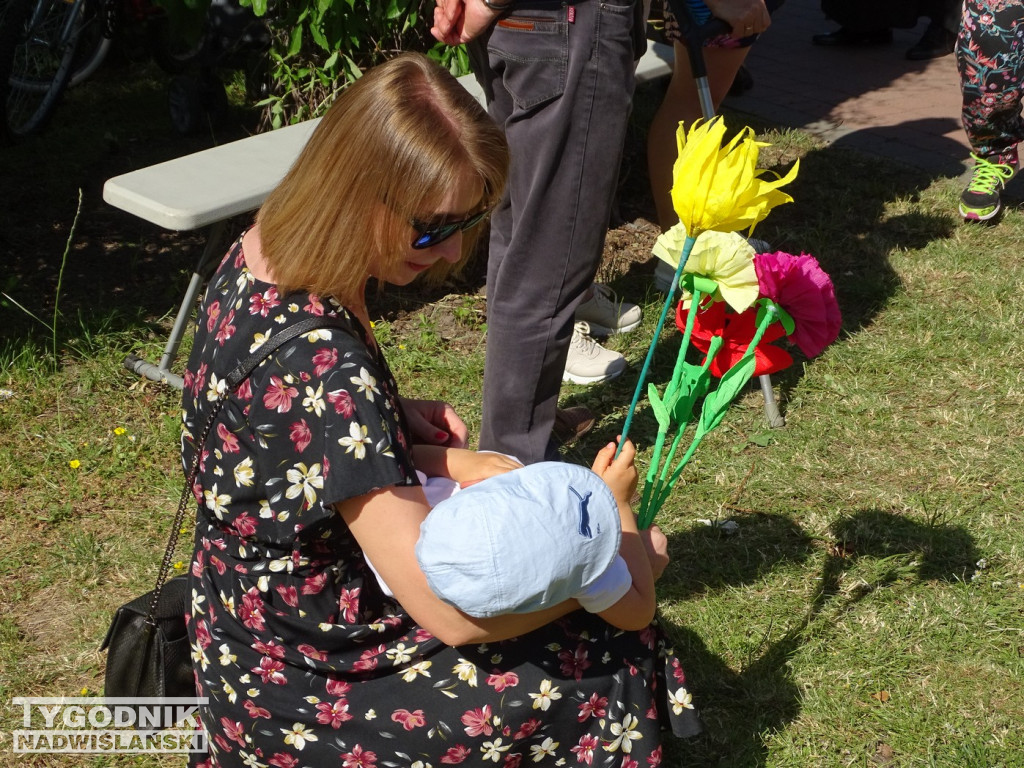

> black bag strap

[{"left": 145, "top": 314, "right": 357, "bottom": 624}]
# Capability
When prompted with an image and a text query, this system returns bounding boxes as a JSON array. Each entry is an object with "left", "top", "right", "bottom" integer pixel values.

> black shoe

[
  {"left": 552, "top": 406, "right": 596, "bottom": 446},
  {"left": 905, "top": 21, "right": 957, "bottom": 60},
  {"left": 812, "top": 27, "right": 893, "bottom": 47}
]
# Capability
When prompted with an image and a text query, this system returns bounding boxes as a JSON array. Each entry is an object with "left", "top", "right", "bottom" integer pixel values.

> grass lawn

[{"left": 0, "top": 60, "right": 1021, "bottom": 768}]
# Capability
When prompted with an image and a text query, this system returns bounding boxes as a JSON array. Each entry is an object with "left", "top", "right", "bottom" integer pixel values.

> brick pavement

[{"left": 721, "top": 0, "right": 970, "bottom": 178}]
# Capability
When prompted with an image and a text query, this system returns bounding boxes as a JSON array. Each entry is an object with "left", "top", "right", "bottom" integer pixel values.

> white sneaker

[
  {"left": 563, "top": 321, "right": 627, "bottom": 385},
  {"left": 575, "top": 284, "right": 642, "bottom": 336}
]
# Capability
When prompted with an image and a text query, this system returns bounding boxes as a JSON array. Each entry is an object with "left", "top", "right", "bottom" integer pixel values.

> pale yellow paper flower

[
  {"left": 670, "top": 117, "right": 798, "bottom": 236},
  {"left": 654, "top": 227, "right": 758, "bottom": 312},
  {"left": 651, "top": 222, "right": 689, "bottom": 269}
]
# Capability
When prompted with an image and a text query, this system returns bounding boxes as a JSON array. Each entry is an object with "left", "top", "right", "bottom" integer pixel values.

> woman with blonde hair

[{"left": 182, "top": 52, "right": 699, "bottom": 767}]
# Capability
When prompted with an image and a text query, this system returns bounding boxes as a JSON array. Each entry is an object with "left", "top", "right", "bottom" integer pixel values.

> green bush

[{"left": 238, "top": 0, "right": 470, "bottom": 128}]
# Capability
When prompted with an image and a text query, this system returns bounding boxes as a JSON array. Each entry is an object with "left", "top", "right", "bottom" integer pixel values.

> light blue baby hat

[{"left": 415, "top": 461, "right": 622, "bottom": 618}]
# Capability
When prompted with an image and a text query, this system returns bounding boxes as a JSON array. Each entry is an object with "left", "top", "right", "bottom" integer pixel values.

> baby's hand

[
  {"left": 591, "top": 437, "right": 638, "bottom": 507},
  {"left": 450, "top": 450, "right": 523, "bottom": 487}
]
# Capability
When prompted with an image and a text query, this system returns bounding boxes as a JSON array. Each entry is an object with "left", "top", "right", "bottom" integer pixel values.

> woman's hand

[
  {"left": 703, "top": 0, "right": 770, "bottom": 37},
  {"left": 431, "top": 0, "right": 503, "bottom": 45},
  {"left": 590, "top": 437, "right": 638, "bottom": 508},
  {"left": 401, "top": 397, "right": 469, "bottom": 448}
]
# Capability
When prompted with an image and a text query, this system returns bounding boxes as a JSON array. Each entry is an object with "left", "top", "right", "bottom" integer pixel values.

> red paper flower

[
  {"left": 676, "top": 299, "right": 792, "bottom": 377},
  {"left": 754, "top": 251, "right": 842, "bottom": 358}
]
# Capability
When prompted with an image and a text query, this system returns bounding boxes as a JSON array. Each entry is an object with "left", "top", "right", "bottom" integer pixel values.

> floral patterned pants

[{"left": 957, "top": 0, "right": 1024, "bottom": 165}]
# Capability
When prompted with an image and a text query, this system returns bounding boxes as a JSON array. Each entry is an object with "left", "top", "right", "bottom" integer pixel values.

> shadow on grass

[
  {"left": 0, "top": 60, "right": 259, "bottom": 364},
  {"left": 658, "top": 507, "right": 978, "bottom": 767},
  {"left": 819, "top": 507, "right": 980, "bottom": 605}
]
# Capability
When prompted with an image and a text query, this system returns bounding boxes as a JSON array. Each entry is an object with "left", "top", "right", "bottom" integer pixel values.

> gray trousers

[{"left": 469, "top": 0, "right": 638, "bottom": 463}]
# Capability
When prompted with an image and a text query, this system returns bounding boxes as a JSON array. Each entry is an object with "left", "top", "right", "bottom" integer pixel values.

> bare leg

[{"left": 647, "top": 42, "right": 751, "bottom": 230}]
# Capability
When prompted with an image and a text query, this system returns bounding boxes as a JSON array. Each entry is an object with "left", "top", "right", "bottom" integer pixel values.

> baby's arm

[
  {"left": 412, "top": 444, "right": 522, "bottom": 487},
  {"left": 590, "top": 439, "right": 668, "bottom": 631}
]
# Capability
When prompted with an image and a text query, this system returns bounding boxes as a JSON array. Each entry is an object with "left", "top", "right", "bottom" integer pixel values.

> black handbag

[{"left": 101, "top": 315, "right": 355, "bottom": 699}]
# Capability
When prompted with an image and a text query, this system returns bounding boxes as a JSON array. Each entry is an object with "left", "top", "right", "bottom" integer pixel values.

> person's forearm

[
  {"left": 596, "top": 576, "right": 656, "bottom": 630},
  {"left": 430, "top": 599, "right": 580, "bottom": 646},
  {"left": 616, "top": 503, "right": 658, "bottom": 616},
  {"left": 339, "top": 485, "right": 578, "bottom": 646},
  {"left": 411, "top": 444, "right": 451, "bottom": 478}
]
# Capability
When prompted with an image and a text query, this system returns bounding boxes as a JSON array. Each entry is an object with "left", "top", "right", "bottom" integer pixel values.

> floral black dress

[{"left": 181, "top": 236, "right": 702, "bottom": 768}]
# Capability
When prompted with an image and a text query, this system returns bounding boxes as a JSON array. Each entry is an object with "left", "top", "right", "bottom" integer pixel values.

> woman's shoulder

[{"left": 186, "top": 248, "right": 379, "bottom": 406}]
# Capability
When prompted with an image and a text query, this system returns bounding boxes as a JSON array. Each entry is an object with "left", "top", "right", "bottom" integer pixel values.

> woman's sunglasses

[{"left": 410, "top": 209, "right": 490, "bottom": 250}]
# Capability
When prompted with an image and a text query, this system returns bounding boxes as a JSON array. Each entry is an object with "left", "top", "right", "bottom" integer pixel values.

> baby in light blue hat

[{"left": 369, "top": 441, "right": 657, "bottom": 631}]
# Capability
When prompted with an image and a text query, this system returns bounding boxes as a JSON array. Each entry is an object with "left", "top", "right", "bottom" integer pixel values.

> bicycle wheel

[
  {"left": 66, "top": 0, "right": 110, "bottom": 87},
  {"left": 0, "top": 0, "right": 83, "bottom": 142}
]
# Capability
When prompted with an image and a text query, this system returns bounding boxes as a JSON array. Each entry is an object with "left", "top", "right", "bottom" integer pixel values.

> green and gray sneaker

[{"left": 960, "top": 153, "right": 1017, "bottom": 222}]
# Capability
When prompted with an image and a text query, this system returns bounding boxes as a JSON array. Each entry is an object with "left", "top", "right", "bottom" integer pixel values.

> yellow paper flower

[
  {"left": 670, "top": 117, "right": 798, "bottom": 236},
  {"left": 654, "top": 227, "right": 758, "bottom": 312}
]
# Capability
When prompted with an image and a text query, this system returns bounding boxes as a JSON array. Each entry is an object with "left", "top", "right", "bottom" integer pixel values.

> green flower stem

[
  {"left": 645, "top": 303, "right": 778, "bottom": 523},
  {"left": 636, "top": 426, "right": 685, "bottom": 526},
  {"left": 656, "top": 414, "right": 689, "bottom": 486},
  {"left": 637, "top": 285, "right": 705, "bottom": 523},
  {"left": 639, "top": 332, "right": 723, "bottom": 527},
  {"left": 639, "top": 424, "right": 670, "bottom": 522},
  {"left": 617, "top": 235, "right": 697, "bottom": 457},
  {"left": 663, "top": 286, "right": 703, "bottom": 403}
]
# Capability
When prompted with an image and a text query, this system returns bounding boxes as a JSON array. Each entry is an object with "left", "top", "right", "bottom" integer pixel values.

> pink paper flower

[{"left": 754, "top": 251, "right": 841, "bottom": 358}]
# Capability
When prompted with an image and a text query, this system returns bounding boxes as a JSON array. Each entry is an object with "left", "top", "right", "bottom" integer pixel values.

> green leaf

[
  {"left": 697, "top": 352, "right": 757, "bottom": 437},
  {"left": 670, "top": 361, "right": 709, "bottom": 424},
  {"left": 647, "top": 383, "right": 670, "bottom": 429},
  {"left": 749, "top": 432, "right": 773, "bottom": 447},
  {"left": 309, "top": 19, "right": 329, "bottom": 51},
  {"left": 287, "top": 24, "right": 303, "bottom": 57},
  {"left": 775, "top": 303, "right": 795, "bottom": 336}
]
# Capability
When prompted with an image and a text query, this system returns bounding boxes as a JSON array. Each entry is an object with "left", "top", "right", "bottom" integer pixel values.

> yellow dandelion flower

[
  {"left": 113, "top": 427, "right": 126, "bottom": 436},
  {"left": 69, "top": 459, "right": 81, "bottom": 469}
]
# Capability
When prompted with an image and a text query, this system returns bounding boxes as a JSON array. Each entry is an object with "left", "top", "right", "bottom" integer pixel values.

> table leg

[{"left": 123, "top": 221, "right": 226, "bottom": 390}]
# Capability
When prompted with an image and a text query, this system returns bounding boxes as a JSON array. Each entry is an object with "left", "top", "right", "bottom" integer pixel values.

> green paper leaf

[
  {"left": 647, "top": 383, "right": 670, "bottom": 429},
  {"left": 671, "top": 361, "right": 711, "bottom": 424},
  {"left": 757, "top": 300, "right": 795, "bottom": 336},
  {"left": 697, "top": 352, "right": 758, "bottom": 437},
  {"left": 775, "top": 304, "right": 795, "bottom": 336}
]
